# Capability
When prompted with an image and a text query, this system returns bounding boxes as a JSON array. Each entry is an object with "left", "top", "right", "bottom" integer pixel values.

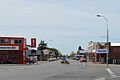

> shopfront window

[
  {"left": 0, "top": 51, "right": 9, "bottom": 53},
  {"left": 15, "top": 40, "right": 22, "bottom": 44},
  {"left": 11, "top": 39, "right": 22, "bottom": 44},
  {"left": 0, "top": 39, "right": 9, "bottom": 44}
]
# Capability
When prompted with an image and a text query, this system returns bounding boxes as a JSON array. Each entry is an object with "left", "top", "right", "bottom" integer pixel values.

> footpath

[{"left": 89, "top": 62, "right": 120, "bottom": 67}]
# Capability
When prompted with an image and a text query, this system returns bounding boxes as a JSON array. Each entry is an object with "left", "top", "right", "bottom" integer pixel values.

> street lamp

[{"left": 96, "top": 14, "right": 109, "bottom": 67}]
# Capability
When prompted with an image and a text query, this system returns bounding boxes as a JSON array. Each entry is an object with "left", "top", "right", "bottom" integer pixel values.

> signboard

[
  {"left": 79, "top": 50, "right": 88, "bottom": 53},
  {"left": 0, "top": 46, "right": 19, "bottom": 50},
  {"left": 31, "top": 38, "right": 36, "bottom": 47},
  {"left": 96, "top": 49, "right": 108, "bottom": 53}
]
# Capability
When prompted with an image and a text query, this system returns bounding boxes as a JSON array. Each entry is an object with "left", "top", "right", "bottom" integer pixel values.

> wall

[{"left": 110, "top": 46, "right": 120, "bottom": 58}]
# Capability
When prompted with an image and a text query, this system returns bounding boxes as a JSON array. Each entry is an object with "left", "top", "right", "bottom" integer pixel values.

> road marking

[
  {"left": 95, "top": 77, "right": 106, "bottom": 80},
  {"left": 96, "top": 68, "right": 119, "bottom": 80},
  {"left": 106, "top": 68, "right": 117, "bottom": 77}
]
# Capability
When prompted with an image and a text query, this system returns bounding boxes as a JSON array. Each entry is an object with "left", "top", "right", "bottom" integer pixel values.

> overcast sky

[{"left": 0, "top": 0, "right": 120, "bottom": 54}]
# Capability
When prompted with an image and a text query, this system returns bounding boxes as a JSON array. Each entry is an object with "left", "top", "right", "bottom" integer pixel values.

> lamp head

[{"left": 96, "top": 14, "right": 101, "bottom": 17}]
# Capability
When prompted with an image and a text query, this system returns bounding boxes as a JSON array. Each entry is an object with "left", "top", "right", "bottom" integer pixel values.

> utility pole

[{"left": 97, "top": 14, "right": 109, "bottom": 67}]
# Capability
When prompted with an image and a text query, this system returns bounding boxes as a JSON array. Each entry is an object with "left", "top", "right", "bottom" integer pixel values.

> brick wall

[{"left": 109, "top": 46, "right": 120, "bottom": 58}]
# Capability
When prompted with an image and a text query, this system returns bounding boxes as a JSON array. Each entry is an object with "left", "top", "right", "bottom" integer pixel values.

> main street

[{"left": 0, "top": 60, "right": 120, "bottom": 80}]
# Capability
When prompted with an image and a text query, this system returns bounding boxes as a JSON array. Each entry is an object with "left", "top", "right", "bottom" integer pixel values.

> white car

[{"left": 48, "top": 58, "right": 57, "bottom": 62}]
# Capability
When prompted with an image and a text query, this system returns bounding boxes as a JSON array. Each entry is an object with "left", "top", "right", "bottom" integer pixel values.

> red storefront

[{"left": 0, "top": 37, "right": 28, "bottom": 64}]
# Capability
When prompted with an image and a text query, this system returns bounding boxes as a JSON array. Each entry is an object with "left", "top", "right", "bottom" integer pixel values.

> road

[{"left": 0, "top": 60, "right": 120, "bottom": 80}]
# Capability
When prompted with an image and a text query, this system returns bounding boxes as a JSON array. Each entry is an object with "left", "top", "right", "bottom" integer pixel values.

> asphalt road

[{"left": 0, "top": 60, "right": 120, "bottom": 80}]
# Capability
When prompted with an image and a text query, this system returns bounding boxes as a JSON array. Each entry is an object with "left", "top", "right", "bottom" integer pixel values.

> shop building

[
  {"left": 87, "top": 41, "right": 120, "bottom": 64},
  {"left": 0, "top": 37, "right": 28, "bottom": 64},
  {"left": 109, "top": 43, "right": 120, "bottom": 64}
]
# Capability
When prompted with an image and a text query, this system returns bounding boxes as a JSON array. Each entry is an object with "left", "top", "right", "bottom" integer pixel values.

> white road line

[
  {"left": 106, "top": 68, "right": 117, "bottom": 77},
  {"left": 96, "top": 68, "right": 120, "bottom": 80},
  {"left": 95, "top": 77, "right": 106, "bottom": 80}
]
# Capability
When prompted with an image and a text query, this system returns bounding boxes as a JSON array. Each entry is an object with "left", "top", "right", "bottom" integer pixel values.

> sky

[{"left": 0, "top": 0, "right": 120, "bottom": 55}]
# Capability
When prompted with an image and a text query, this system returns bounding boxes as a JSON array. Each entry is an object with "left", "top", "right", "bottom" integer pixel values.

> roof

[
  {"left": 111, "top": 43, "right": 120, "bottom": 46},
  {"left": 0, "top": 36, "right": 25, "bottom": 39},
  {"left": 43, "top": 49, "right": 51, "bottom": 55}
]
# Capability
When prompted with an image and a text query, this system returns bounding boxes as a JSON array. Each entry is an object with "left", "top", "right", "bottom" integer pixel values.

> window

[
  {"left": 14, "top": 40, "right": 22, "bottom": 44},
  {"left": 11, "top": 39, "right": 22, "bottom": 44},
  {"left": 0, "top": 51, "right": 9, "bottom": 53},
  {"left": 11, "top": 39, "right": 14, "bottom": 44},
  {"left": 0, "top": 39, "right": 9, "bottom": 44}
]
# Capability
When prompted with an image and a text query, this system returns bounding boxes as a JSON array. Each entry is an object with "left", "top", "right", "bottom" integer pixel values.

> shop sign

[
  {"left": 79, "top": 50, "right": 89, "bottom": 53},
  {"left": 31, "top": 38, "right": 36, "bottom": 47},
  {"left": 96, "top": 49, "right": 108, "bottom": 53},
  {"left": 0, "top": 46, "right": 19, "bottom": 50}
]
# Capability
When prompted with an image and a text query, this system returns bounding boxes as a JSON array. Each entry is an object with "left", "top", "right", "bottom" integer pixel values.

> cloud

[{"left": 0, "top": 0, "right": 95, "bottom": 27}]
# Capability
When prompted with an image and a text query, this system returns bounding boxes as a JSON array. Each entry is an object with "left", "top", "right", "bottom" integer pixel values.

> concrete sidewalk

[{"left": 89, "top": 62, "right": 120, "bottom": 67}]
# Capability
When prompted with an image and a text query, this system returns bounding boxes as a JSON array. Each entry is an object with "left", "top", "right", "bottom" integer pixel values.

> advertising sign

[
  {"left": 0, "top": 46, "right": 19, "bottom": 50},
  {"left": 96, "top": 49, "right": 108, "bottom": 53},
  {"left": 31, "top": 38, "right": 36, "bottom": 47},
  {"left": 79, "top": 50, "right": 88, "bottom": 53}
]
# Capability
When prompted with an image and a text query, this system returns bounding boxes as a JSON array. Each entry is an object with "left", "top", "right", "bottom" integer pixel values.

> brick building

[
  {"left": 87, "top": 41, "right": 120, "bottom": 64},
  {"left": 109, "top": 43, "right": 120, "bottom": 64}
]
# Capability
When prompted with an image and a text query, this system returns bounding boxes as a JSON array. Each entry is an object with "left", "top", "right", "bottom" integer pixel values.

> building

[
  {"left": 87, "top": 41, "right": 120, "bottom": 64},
  {"left": 87, "top": 41, "right": 109, "bottom": 63},
  {"left": 0, "top": 37, "right": 28, "bottom": 64},
  {"left": 109, "top": 43, "right": 120, "bottom": 64}
]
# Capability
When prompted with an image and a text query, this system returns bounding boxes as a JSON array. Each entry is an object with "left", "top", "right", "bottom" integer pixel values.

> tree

[
  {"left": 37, "top": 40, "right": 48, "bottom": 61},
  {"left": 37, "top": 40, "right": 61, "bottom": 59},
  {"left": 37, "top": 40, "right": 48, "bottom": 50},
  {"left": 78, "top": 46, "right": 82, "bottom": 50},
  {"left": 70, "top": 51, "right": 76, "bottom": 57},
  {"left": 77, "top": 46, "right": 83, "bottom": 54},
  {"left": 48, "top": 48, "right": 60, "bottom": 58}
]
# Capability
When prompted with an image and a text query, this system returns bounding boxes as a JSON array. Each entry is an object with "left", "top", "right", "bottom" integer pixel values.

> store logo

[
  {"left": 11, "top": 47, "right": 16, "bottom": 49},
  {"left": 96, "top": 49, "right": 108, "bottom": 53},
  {"left": 0, "top": 46, "right": 19, "bottom": 50}
]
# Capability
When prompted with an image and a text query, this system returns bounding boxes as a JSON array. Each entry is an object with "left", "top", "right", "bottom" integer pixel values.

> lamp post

[{"left": 96, "top": 14, "right": 109, "bottom": 67}]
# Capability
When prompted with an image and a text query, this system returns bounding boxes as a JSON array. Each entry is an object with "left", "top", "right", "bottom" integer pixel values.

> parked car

[
  {"left": 47, "top": 58, "right": 57, "bottom": 62},
  {"left": 73, "top": 57, "right": 79, "bottom": 60},
  {"left": 79, "top": 57, "right": 87, "bottom": 62},
  {"left": 26, "top": 56, "right": 37, "bottom": 64}
]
